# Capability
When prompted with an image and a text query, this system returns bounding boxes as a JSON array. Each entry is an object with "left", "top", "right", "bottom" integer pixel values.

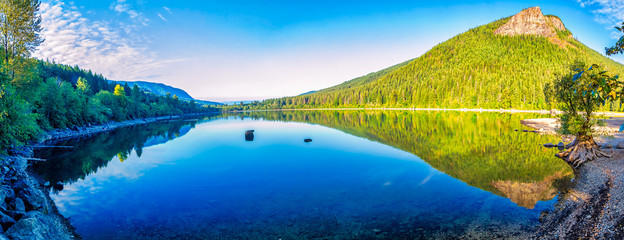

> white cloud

[
  {"left": 33, "top": 0, "right": 179, "bottom": 81},
  {"left": 163, "top": 6, "right": 172, "bottom": 14},
  {"left": 157, "top": 13, "right": 167, "bottom": 22},
  {"left": 577, "top": 0, "right": 624, "bottom": 37},
  {"left": 109, "top": 0, "right": 149, "bottom": 26}
]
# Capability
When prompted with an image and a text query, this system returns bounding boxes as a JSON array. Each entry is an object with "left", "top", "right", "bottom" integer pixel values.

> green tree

[
  {"left": 0, "top": 80, "right": 40, "bottom": 151},
  {"left": 76, "top": 76, "right": 90, "bottom": 94},
  {"left": 551, "top": 62, "right": 624, "bottom": 168},
  {"left": 0, "top": 0, "right": 43, "bottom": 75},
  {"left": 606, "top": 22, "right": 624, "bottom": 56},
  {"left": 113, "top": 84, "right": 125, "bottom": 97}
]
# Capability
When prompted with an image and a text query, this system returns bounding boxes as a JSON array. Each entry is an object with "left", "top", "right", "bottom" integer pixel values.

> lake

[{"left": 33, "top": 110, "right": 572, "bottom": 239}]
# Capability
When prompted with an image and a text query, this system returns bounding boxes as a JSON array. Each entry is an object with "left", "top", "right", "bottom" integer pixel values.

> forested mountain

[{"left": 256, "top": 7, "right": 624, "bottom": 110}]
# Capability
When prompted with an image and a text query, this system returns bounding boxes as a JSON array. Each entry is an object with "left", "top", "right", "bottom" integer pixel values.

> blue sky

[{"left": 35, "top": 0, "right": 624, "bottom": 101}]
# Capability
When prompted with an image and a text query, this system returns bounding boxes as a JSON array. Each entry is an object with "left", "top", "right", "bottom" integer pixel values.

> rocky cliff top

[{"left": 494, "top": 7, "right": 566, "bottom": 38}]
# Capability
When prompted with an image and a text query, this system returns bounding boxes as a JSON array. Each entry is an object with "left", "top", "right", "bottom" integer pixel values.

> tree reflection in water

[{"left": 33, "top": 115, "right": 218, "bottom": 185}]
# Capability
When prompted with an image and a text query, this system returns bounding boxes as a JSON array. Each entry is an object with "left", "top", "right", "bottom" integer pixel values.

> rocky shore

[
  {"left": 0, "top": 151, "right": 76, "bottom": 240},
  {"left": 0, "top": 112, "right": 217, "bottom": 240},
  {"left": 521, "top": 117, "right": 624, "bottom": 239},
  {"left": 536, "top": 150, "right": 624, "bottom": 239}
]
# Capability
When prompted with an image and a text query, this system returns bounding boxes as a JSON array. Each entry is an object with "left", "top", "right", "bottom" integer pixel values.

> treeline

[
  {"left": 239, "top": 16, "right": 624, "bottom": 111},
  {"left": 33, "top": 118, "right": 207, "bottom": 184},
  {"left": 34, "top": 60, "right": 213, "bottom": 127},
  {"left": 1, "top": 58, "right": 216, "bottom": 153}
]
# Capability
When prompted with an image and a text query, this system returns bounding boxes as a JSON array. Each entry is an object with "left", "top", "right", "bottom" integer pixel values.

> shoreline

[
  {"left": 521, "top": 117, "right": 624, "bottom": 238},
  {"left": 232, "top": 107, "right": 624, "bottom": 117},
  {"left": 232, "top": 107, "right": 554, "bottom": 114},
  {"left": 535, "top": 150, "right": 624, "bottom": 239},
  {"left": 0, "top": 112, "right": 218, "bottom": 239},
  {"left": 39, "top": 112, "right": 218, "bottom": 144}
]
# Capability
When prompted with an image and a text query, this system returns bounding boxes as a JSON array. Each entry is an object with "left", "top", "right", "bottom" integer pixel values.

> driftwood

[
  {"left": 556, "top": 136, "right": 611, "bottom": 168},
  {"left": 25, "top": 158, "right": 46, "bottom": 162},
  {"left": 30, "top": 145, "right": 73, "bottom": 148}
]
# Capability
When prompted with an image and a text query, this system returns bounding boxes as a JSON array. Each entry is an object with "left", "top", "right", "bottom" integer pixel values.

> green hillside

[{"left": 256, "top": 13, "right": 624, "bottom": 110}]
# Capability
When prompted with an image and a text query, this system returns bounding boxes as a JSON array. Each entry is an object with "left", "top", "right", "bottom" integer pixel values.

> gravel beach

[{"left": 522, "top": 117, "right": 624, "bottom": 239}]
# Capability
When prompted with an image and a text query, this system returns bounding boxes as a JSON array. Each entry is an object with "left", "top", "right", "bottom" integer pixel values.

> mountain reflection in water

[{"left": 231, "top": 110, "right": 573, "bottom": 208}]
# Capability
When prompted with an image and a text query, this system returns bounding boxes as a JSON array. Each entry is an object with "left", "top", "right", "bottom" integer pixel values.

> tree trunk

[{"left": 555, "top": 135, "right": 611, "bottom": 168}]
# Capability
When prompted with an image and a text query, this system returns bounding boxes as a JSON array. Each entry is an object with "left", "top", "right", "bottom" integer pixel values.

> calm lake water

[{"left": 34, "top": 111, "right": 572, "bottom": 239}]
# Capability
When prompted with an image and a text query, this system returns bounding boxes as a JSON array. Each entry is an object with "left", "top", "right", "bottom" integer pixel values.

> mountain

[
  {"left": 114, "top": 81, "right": 222, "bottom": 105},
  {"left": 262, "top": 7, "right": 624, "bottom": 110}
]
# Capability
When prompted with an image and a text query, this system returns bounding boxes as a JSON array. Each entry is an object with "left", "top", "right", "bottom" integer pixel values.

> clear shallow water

[{"left": 34, "top": 111, "right": 572, "bottom": 239}]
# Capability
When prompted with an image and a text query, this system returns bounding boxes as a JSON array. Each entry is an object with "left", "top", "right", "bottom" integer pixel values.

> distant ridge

[
  {"left": 298, "top": 90, "right": 317, "bottom": 96},
  {"left": 114, "top": 80, "right": 222, "bottom": 105}
]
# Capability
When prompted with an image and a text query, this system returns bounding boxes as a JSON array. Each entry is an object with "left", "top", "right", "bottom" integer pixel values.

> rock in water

[
  {"left": 304, "top": 138, "right": 312, "bottom": 143},
  {"left": 245, "top": 130, "right": 254, "bottom": 141},
  {"left": 557, "top": 142, "right": 565, "bottom": 148}
]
